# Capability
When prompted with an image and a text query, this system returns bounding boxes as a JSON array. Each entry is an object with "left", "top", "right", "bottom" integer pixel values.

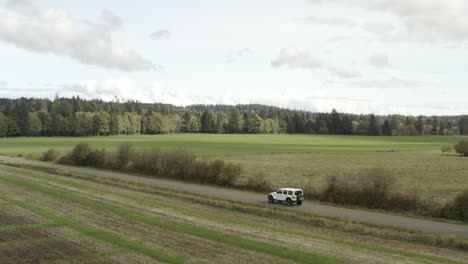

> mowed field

[
  {"left": 1, "top": 134, "right": 467, "bottom": 202},
  {"left": 1, "top": 164, "right": 468, "bottom": 264}
]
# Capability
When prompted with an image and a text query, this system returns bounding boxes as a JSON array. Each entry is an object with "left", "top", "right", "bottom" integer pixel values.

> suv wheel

[
  {"left": 286, "top": 198, "right": 292, "bottom": 206},
  {"left": 297, "top": 200, "right": 302, "bottom": 205},
  {"left": 268, "top": 195, "right": 274, "bottom": 203}
]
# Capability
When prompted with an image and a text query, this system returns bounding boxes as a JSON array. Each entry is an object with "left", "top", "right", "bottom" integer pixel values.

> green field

[
  {"left": 1, "top": 134, "right": 467, "bottom": 202},
  {"left": 1, "top": 164, "right": 467, "bottom": 264}
]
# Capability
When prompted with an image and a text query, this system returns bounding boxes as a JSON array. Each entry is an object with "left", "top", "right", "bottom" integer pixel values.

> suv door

[{"left": 276, "top": 189, "right": 284, "bottom": 201}]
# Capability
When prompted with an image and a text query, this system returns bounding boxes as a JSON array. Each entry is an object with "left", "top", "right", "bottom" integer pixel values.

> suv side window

[
  {"left": 282, "top": 190, "right": 287, "bottom": 195},
  {"left": 288, "top": 191, "right": 293, "bottom": 195},
  {"left": 277, "top": 190, "right": 282, "bottom": 194}
]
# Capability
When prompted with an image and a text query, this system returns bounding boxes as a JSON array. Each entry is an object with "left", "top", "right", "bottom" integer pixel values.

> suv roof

[{"left": 278, "top": 188, "right": 303, "bottom": 192}]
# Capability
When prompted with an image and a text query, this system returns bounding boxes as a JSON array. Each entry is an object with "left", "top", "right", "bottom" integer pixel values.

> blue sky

[{"left": 1, "top": 0, "right": 468, "bottom": 115}]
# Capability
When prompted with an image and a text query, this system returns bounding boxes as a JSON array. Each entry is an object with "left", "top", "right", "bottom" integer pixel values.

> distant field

[
  {"left": 1, "top": 134, "right": 467, "bottom": 202},
  {"left": 1, "top": 164, "right": 467, "bottom": 264}
]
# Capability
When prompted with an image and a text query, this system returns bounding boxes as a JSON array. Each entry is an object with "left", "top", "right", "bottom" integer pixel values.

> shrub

[
  {"left": 62, "top": 143, "right": 93, "bottom": 165},
  {"left": 206, "top": 159, "right": 225, "bottom": 183},
  {"left": 319, "top": 167, "right": 430, "bottom": 212},
  {"left": 246, "top": 172, "right": 271, "bottom": 191},
  {"left": 440, "top": 189, "right": 468, "bottom": 221},
  {"left": 454, "top": 139, "right": 468, "bottom": 157},
  {"left": 441, "top": 146, "right": 453, "bottom": 154},
  {"left": 116, "top": 143, "right": 134, "bottom": 168},
  {"left": 60, "top": 143, "right": 106, "bottom": 167},
  {"left": 59, "top": 143, "right": 243, "bottom": 188},
  {"left": 219, "top": 163, "right": 242, "bottom": 186},
  {"left": 87, "top": 148, "right": 106, "bottom": 167},
  {"left": 39, "top": 148, "right": 59, "bottom": 162}
]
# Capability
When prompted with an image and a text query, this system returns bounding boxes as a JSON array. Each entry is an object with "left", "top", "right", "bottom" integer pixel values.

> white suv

[{"left": 268, "top": 188, "right": 304, "bottom": 206}]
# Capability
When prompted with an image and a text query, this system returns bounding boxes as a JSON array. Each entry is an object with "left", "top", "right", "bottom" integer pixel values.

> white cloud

[
  {"left": 225, "top": 48, "right": 252, "bottom": 63},
  {"left": 312, "top": 0, "right": 468, "bottom": 43},
  {"left": 271, "top": 48, "right": 323, "bottom": 69},
  {"left": 58, "top": 76, "right": 464, "bottom": 115},
  {"left": 294, "top": 16, "right": 356, "bottom": 27},
  {"left": 0, "top": 1, "right": 155, "bottom": 71},
  {"left": 368, "top": 53, "right": 390, "bottom": 68},
  {"left": 328, "top": 67, "right": 361, "bottom": 79},
  {"left": 363, "top": 21, "right": 395, "bottom": 35},
  {"left": 150, "top": 30, "right": 171, "bottom": 39},
  {"left": 348, "top": 77, "right": 428, "bottom": 89},
  {"left": 271, "top": 48, "right": 361, "bottom": 79},
  {"left": 0, "top": 81, "right": 7, "bottom": 87},
  {"left": 100, "top": 9, "right": 123, "bottom": 30}
]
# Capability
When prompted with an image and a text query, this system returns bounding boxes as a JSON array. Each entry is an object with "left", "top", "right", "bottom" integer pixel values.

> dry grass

[{"left": 228, "top": 150, "right": 468, "bottom": 203}]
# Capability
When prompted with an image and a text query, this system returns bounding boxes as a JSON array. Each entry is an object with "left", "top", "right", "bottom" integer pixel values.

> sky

[{"left": 0, "top": 0, "right": 468, "bottom": 115}]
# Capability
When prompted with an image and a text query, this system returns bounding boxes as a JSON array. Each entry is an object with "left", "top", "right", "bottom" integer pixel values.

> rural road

[{"left": 1, "top": 154, "right": 468, "bottom": 239}]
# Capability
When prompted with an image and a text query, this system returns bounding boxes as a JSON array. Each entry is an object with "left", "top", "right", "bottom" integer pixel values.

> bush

[
  {"left": 320, "top": 167, "right": 429, "bottom": 212},
  {"left": 61, "top": 143, "right": 93, "bottom": 165},
  {"left": 60, "top": 143, "right": 106, "bottom": 167},
  {"left": 246, "top": 172, "right": 271, "bottom": 191},
  {"left": 219, "top": 163, "right": 242, "bottom": 186},
  {"left": 454, "top": 139, "right": 468, "bottom": 156},
  {"left": 116, "top": 143, "right": 134, "bottom": 168},
  {"left": 441, "top": 146, "right": 453, "bottom": 154},
  {"left": 440, "top": 189, "right": 468, "bottom": 221},
  {"left": 39, "top": 148, "right": 59, "bottom": 162},
  {"left": 60, "top": 143, "right": 242, "bottom": 188}
]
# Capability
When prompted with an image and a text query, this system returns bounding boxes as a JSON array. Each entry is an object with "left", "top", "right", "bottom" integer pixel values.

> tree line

[{"left": 0, "top": 96, "right": 467, "bottom": 137}]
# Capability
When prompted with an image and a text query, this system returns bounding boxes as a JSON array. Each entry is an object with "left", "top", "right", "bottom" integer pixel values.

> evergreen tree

[
  {"left": 228, "top": 108, "right": 242, "bottom": 133},
  {"left": 329, "top": 109, "right": 342, "bottom": 134},
  {"left": 0, "top": 113, "right": 7, "bottom": 137},
  {"left": 285, "top": 115, "right": 295, "bottom": 134},
  {"left": 459, "top": 116, "right": 468, "bottom": 135},
  {"left": 414, "top": 116, "right": 424, "bottom": 135},
  {"left": 109, "top": 114, "right": 120, "bottom": 135},
  {"left": 181, "top": 112, "right": 191, "bottom": 133},
  {"left": 342, "top": 115, "right": 353, "bottom": 135},
  {"left": 368, "top": 114, "right": 380, "bottom": 136},
  {"left": 293, "top": 113, "right": 306, "bottom": 133},
  {"left": 382, "top": 120, "right": 392, "bottom": 136},
  {"left": 201, "top": 110, "right": 214, "bottom": 133}
]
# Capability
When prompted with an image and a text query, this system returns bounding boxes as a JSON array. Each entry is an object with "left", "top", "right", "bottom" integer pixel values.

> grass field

[
  {"left": 1, "top": 164, "right": 468, "bottom": 264},
  {"left": 1, "top": 134, "right": 467, "bottom": 202}
]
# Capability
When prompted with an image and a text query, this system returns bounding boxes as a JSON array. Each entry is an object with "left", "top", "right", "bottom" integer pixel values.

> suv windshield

[{"left": 295, "top": 191, "right": 303, "bottom": 196}]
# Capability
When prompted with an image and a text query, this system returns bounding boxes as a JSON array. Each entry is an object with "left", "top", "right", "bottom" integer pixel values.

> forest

[{"left": 0, "top": 96, "right": 467, "bottom": 137}]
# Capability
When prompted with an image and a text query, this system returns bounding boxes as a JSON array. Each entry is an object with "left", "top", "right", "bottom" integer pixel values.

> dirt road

[{"left": 1, "top": 154, "right": 468, "bottom": 239}]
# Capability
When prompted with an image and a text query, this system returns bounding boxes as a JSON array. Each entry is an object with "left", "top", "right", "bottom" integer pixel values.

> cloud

[
  {"left": 348, "top": 77, "right": 428, "bottom": 89},
  {"left": 328, "top": 67, "right": 361, "bottom": 79},
  {"left": 0, "top": 81, "right": 7, "bottom": 87},
  {"left": 225, "top": 48, "right": 252, "bottom": 63},
  {"left": 294, "top": 16, "right": 356, "bottom": 27},
  {"left": 150, "top": 30, "right": 171, "bottom": 39},
  {"left": 100, "top": 9, "right": 123, "bottom": 30},
  {"left": 271, "top": 48, "right": 323, "bottom": 69},
  {"left": 311, "top": 0, "right": 468, "bottom": 43},
  {"left": 5, "top": 0, "right": 40, "bottom": 17},
  {"left": 368, "top": 53, "right": 390, "bottom": 68},
  {"left": 363, "top": 21, "right": 395, "bottom": 35},
  {"left": 0, "top": 1, "right": 155, "bottom": 71},
  {"left": 271, "top": 48, "right": 361, "bottom": 79},
  {"left": 58, "top": 77, "right": 464, "bottom": 115}
]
